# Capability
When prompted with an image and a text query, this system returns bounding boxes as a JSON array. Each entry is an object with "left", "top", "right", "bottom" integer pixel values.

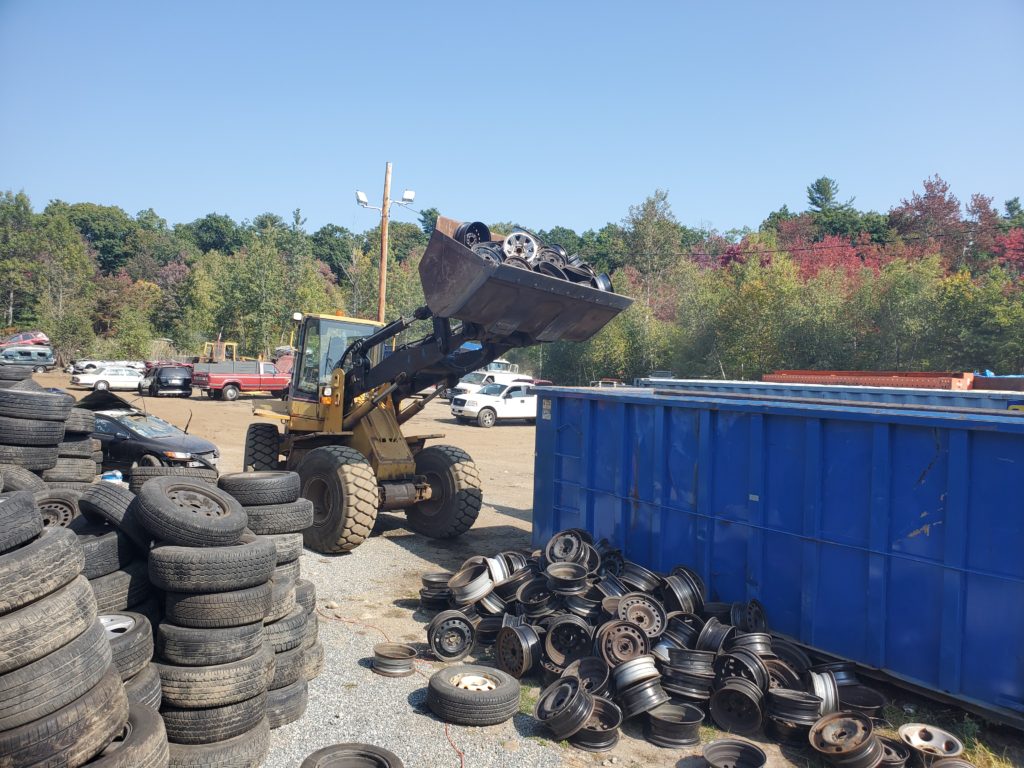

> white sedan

[{"left": 71, "top": 366, "right": 145, "bottom": 391}]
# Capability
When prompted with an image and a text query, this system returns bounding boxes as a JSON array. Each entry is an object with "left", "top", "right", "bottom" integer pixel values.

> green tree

[
  {"left": 0, "top": 191, "right": 39, "bottom": 326},
  {"left": 418, "top": 207, "right": 439, "bottom": 235},
  {"left": 33, "top": 212, "right": 96, "bottom": 362},
  {"left": 48, "top": 201, "right": 138, "bottom": 274},
  {"left": 807, "top": 177, "right": 842, "bottom": 212}
]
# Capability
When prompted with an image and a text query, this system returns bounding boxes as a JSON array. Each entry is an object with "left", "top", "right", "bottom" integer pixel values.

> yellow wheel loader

[{"left": 244, "top": 217, "right": 631, "bottom": 553}]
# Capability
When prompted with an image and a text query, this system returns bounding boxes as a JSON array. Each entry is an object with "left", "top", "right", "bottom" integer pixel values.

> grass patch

[
  {"left": 519, "top": 685, "right": 539, "bottom": 716},
  {"left": 877, "top": 703, "right": 1016, "bottom": 768}
]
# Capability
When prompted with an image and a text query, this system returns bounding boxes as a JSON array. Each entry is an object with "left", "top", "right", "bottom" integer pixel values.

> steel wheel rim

[
  {"left": 100, "top": 614, "right": 137, "bottom": 638},
  {"left": 166, "top": 487, "right": 230, "bottom": 518}
]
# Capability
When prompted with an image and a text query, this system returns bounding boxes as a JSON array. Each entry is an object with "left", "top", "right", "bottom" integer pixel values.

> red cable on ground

[{"left": 444, "top": 722, "right": 467, "bottom": 768}]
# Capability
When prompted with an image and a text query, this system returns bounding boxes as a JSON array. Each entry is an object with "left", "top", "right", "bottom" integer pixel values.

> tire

[
  {"left": 41, "top": 456, "right": 96, "bottom": 482},
  {"left": 129, "top": 466, "right": 218, "bottom": 494},
  {"left": 69, "top": 516, "right": 140, "bottom": 578},
  {"left": 217, "top": 470, "right": 300, "bottom": 506},
  {"left": 0, "top": 666, "right": 129, "bottom": 768},
  {"left": 124, "top": 663, "right": 163, "bottom": 710},
  {"left": 296, "top": 445, "right": 378, "bottom": 553},
  {"left": 274, "top": 559, "right": 300, "bottom": 583},
  {"left": 94, "top": 380, "right": 110, "bottom": 391},
  {"left": 158, "top": 621, "right": 265, "bottom": 667},
  {"left": 167, "top": 717, "right": 269, "bottom": 768},
  {"left": 156, "top": 647, "right": 272, "bottom": 708},
  {"left": 162, "top": 692, "right": 267, "bottom": 744},
  {"left": 0, "top": 414, "right": 65, "bottom": 445},
  {"left": 85, "top": 701, "right": 170, "bottom": 768},
  {"left": 136, "top": 476, "right": 247, "bottom": 547},
  {"left": 58, "top": 435, "right": 95, "bottom": 458},
  {"left": 221, "top": 384, "right": 240, "bottom": 401},
  {"left": 302, "top": 640, "right": 324, "bottom": 681},
  {"left": 301, "top": 744, "right": 404, "bottom": 768},
  {"left": 102, "top": 611, "right": 155, "bottom": 681},
  {"left": 265, "top": 605, "right": 307, "bottom": 653},
  {"left": 426, "top": 664, "right": 520, "bottom": 726},
  {"left": 0, "top": 489, "right": 43, "bottom": 554},
  {"left": 65, "top": 407, "right": 97, "bottom": 434},
  {"left": 267, "top": 531, "right": 303, "bottom": 564},
  {"left": 302, "top": 611, "right": 318, "bottom": 648},
  {"left": 0, "top": 365, "right": 32, "bottom": 381},
  {"left": 242, "top": 498, "right": 314, "bottom": 535},
  {"left": 266, "top": 677, "right": 307, "bottom": 729},
  {"left": 0, "top": 386, "right": 73, "bottom": 421},
  {"left": 149, "top": 534, "right": 276, "bottom": 593},
  {"left": 264, "top": 577, "right": 296, "bottom": 623},
  {"left": 91, "top": 559, "right": 151, "bottom": 613},
  {"left": 268, "top": 644, "right": 304, "bottom": 690},
  {"left": 0, "top": 463, "right": 47, "bottom": 492},
  {"left": 0, "top": 575, "right": 96, "bottom": 674},
  {"left": 82, "top": 488, "right": 152, "bottom": 551},
  {"left": 295, "top": 578, "right": 316, "bottom": 614},
  {"left": 0, "top": 442, "right": 59, "bottom": 470},
  {"left": 34, "top": 486, "right": 82, "bottom": 527},
  {"left": 0, "top": 620, "right": 112, "bottom": 730},
  {"left": 48, "top": 480, "right": 96, "bottom": 492},
  {"left": 243, "top": 423, "right": 281, "bottom": 472},
  {"left": 165, "top": 582, "right": 273, "bottom": 629},
  {"left": 0, "top": 525, "right": 83, "bottom": 616},
  {"left": 405, "top": 445, "right": 481, "bottom": 540},
  {"left": 476, "top": 407, "right": 496, "bottom": 428}
]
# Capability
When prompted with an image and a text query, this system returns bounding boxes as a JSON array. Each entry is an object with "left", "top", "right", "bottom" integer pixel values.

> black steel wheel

[
  {"left": 535, "top": 675, "right": 595, "bottom": 740},
  {"left": 709, "top": 677, "right": 764, "bottom": 734},
  {"left": 568, "top": 697, "right": 621, "bottom": 752},
  {"left": 427, "top": 610, "right": 476, "bottom": 662},
  {"left": 596, "top": 620, "right": 649, "bottom": 667},
  {"left": 301, "top": 743, "right": 404, "bottom": 767},
  {"left": 495, "top": 625, "right": 541, "bottom": 678},
  {"left": 617, "top": 593, "right": 667, "bottom": 639},
  {"left": 704, "top": 738, "right": 767, "bottom": 768}
]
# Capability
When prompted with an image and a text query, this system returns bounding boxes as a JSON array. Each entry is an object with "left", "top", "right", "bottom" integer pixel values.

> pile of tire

[
  {"left": 134, "top": 474, "right": 276, "bottom": 766},
  {"left": 0, "top": 487, "right": 170, "bottom": 766},
  {"left": 216, "top": 471, "right": 317, "bottom": 728}
]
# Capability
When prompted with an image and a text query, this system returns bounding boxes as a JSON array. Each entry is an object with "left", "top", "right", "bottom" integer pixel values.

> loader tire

[
  {"left": 296, "top": 445, "right": 378, "bottom": 553},
  {"left": 243, "top": 423, "right": 281, "bottom": 472},
  {"left": 405, "top": 445, "right": 481, "bottom": 540}
]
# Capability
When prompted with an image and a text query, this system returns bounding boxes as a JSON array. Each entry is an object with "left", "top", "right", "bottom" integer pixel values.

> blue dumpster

[{"left": 532, "top": 387, "right": 1024, "bottom": 727}]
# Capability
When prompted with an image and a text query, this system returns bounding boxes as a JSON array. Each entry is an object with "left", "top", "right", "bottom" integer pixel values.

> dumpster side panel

[{"left": 532, "top": 388, "right": 1024, "bottom": 725}]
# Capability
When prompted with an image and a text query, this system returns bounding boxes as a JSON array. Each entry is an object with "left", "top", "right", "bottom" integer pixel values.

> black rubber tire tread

[
  {"left": 406, "top": 445, "right": 482, "bottom": 540},
  {"left": 161, "top": 692, "right": 267, "bottom": 745},
  {"left": 264, "top": 605, "right": 307, "bottom": 653},
  {"left": 47, "top": 480, "right": 96, "bottom": 492},
  {"left": 264, "top": 577, "right": 296, "bottom": 623},
  {"left": 0, "top": 525, "right": 83, "bottom": 616},
  {"left": 65, "top": 406, "right": 97, "bottom": 434},
  {"left": 0, "top": 442, "right": 59, "bottom": 470},
  {"left": 156, "top": 647, "right": 272, "bottom": 709},
  {"left": 7, "top": 378, "right": 45, "bottom": 391},
  {"left": 0, "top": 413, "right": 65, "bottom": 445},
  {"left": 91, "top": 559, "right": 152, "bottom": 613},
  {"left": 41, "top": 456, "right": 97, "bottom": 482},
  {"left": 0, "top": 386, "right": 74, "bottom": 421},
  {"left": 70, "top": 515, "right": 140, "bottom": 578},
  {"left": 273, "top": 558, "right": 301, "bottom": 583},
  {"left": 0, "top": 463, "right": 47, "bottom": 492},
  {"left": 0, "top": 665, "right": 129, "bottom": 768},
  {"left": 294, "top": 578, "right": 316, "bottom": 614},
  {"left": 125, "top": 663, "right": 163, "bottom": 711},
  {"left": 0, "top": 575, "right": 96, "bottom": 674},
  {"left": 58, "top": 434, "right": 96, "bottom": 458},
  {"left": 34, "top": 486, "right": 82, "bottom": 527},
  {"left": 302, "top": 611, "right": 318, "bottom": 648},
  {"left": 269, "top": 644, "right": 304, "bottom": 690},
  {"left": 267, "top": 531, "right": 303, "bottom": 564},
  {"left": 0, "top": 365, "right": 32, "bottom": 381},
  {"left": 243, "top": 423, "right": 280, "bottom": 472},
  {"left": 266, "top": 677, "right": 307, "bottom": 729},
  {"left": 149, "top": 534, "right": 275, "bottom": 593},
  {"left": 242, "top": 497, "right": 313, "bottom": 535},
  {"left": 167, "top": 717, "right": 269, "bottom": 768},
  {"left": 302, "top": 640, "right": 324, "bottom": 681},
  {"left": 0, "top": 620, "right": 112, "bottom": 730},
  {"left": 297, "top": 445, "right": 378, "bottom": 553},
  {"left": 165, "top": 581, "right": 273, "bottom": 629},
  {"left": 105, "top": 610, "right": 155, "bottom": 681},
  {"left": 0, "top": 488, "right": 43, "bottom": 554},
  {"left": 85, "top": 701, "right": 170, "bottom": 768},
  {"left": 158, "top": 621, "right": 265, "bottom": 667},
  {"left": 426, "top": 664, "right": 520, "bottom": 726},
  {"left": 78, "top": 483, "right": 151, "bottom": 547},
  {"left": 137, "top": 477, "right": 246, "bottom": 547},
  {"left": 129, "top": 466, "right": 218, "bottom": 492},
  {"left": 217, "top": 470, "right": 300, "bottom": 506}
]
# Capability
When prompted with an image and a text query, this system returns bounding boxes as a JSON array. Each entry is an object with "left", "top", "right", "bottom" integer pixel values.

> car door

[
  {"left": 93, "top": 415, "right": 131, "bottom": 469},
  {"left": 503, "top": 385, "right": 532, "bottom": 419}
]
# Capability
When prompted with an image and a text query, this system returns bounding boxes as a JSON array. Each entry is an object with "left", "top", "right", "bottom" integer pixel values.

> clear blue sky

[{"left": 2, "top": 0, "right": 1022, "bottom": 235}]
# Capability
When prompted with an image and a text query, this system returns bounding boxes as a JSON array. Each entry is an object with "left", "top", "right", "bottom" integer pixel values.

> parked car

[
  {"left": 191, "top": 361, "right": 291, "bottom": 401},
  {"left": 451, "top": 381, "right": 538, "bottom": 427},
  {"left": 78, "top": 390, "right": 218, "bottom": 471},
  {"left": 447, "top": 371, "right": 534, "bottom": 401},
  {"left": 70, "top": 359, "right": 146, "bottom": 374},
  {"left": 0, "top": 330, "right": 49, "bottom": 348},
  {"left": 71, "top": 365, "right": 145, "bottom": 391},
  {"left": 0, "top": 345, "right": 56, "bottom": 372},
  {"left": 139, "top": 365, "right": 193, "bottom": 398}
]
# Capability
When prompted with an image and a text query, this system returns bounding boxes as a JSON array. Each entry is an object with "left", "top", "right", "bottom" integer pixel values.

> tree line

[{"left": 1, "top": 175, "right": 1022, "bottom": 381}]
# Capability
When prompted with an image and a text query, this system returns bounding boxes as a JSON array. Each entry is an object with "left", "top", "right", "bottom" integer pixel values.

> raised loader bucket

[{"left": 419, "top": 223, "right": 633, "bottom": 344}]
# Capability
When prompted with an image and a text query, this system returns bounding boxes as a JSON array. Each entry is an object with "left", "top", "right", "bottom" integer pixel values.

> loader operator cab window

[{"left": 296, "top": 317, "right": 381, "bottom": 396}]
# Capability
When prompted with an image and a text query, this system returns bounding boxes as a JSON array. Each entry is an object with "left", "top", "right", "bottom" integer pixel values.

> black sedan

[{"left": 77, "top": 391, "right": 219, "bottom": 472}]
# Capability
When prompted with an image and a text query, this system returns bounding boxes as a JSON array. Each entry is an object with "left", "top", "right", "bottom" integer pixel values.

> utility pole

[{"left": 378, "top": 162, "right": 392, "bottom": 323}]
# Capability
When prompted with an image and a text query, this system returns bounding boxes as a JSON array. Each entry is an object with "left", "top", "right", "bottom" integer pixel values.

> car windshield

[
  {"left": 477, "top": 383, "right": 506, "bottom": 396},
  {"left": 462, "top": 372, "right": 488, "bottom": 385},
  {"left": 115, "top": 412, "right": 182, "bottom": 438}
]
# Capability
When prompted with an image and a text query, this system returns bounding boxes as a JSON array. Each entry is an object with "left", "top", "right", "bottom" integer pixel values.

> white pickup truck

[{"left": 450, "top": 381, "right": 538, "bottom": 427}]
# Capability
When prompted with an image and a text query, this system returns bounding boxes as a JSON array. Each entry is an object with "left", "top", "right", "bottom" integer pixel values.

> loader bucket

[{"left": 419, "top": 228, "right": 633, "bottom": 344}]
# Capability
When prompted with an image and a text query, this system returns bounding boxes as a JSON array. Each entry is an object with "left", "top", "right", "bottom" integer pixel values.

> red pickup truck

[{"left": 191, "top": 361, "right": 291, "bottom": 401}]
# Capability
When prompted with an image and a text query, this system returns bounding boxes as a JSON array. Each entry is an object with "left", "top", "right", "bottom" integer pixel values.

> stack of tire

[
  {"left": 43, "top": 405, "right": 100, "bottom": 492},
  {"left": 0, "top": 487, "right": 170, "bottom": 766},
  {"left": 136, "top": 475, "right": 275, "bottom": 766},
  {"left": 216, "top": 471, "right": 315, "bottom": 730},
  {"left": 128, "top": 466, "right": 218, "bottom": 495}
]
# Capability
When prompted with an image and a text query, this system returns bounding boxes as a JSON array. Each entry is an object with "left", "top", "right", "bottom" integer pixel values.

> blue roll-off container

[{"left": 532, "top": 386, "right": 1024, "bottom": 727}]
